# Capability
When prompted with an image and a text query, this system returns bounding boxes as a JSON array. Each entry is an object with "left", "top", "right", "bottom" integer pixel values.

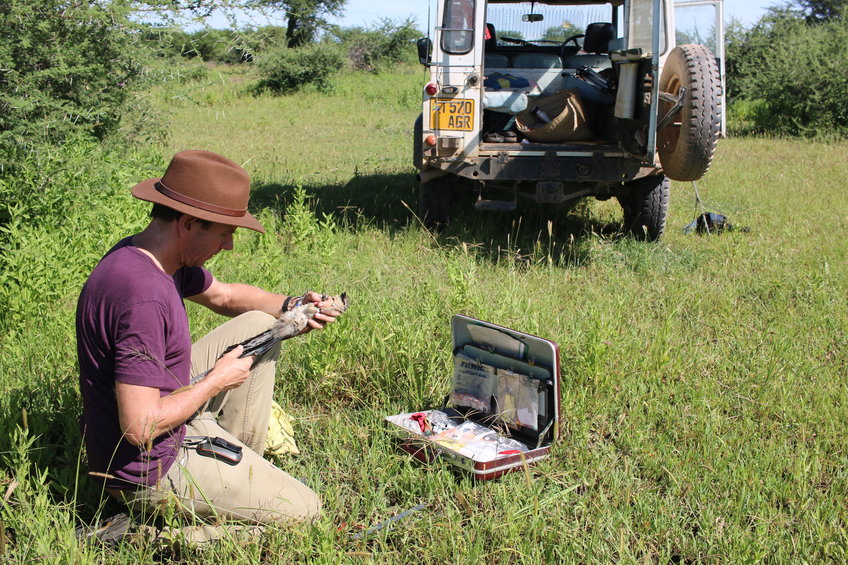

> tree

[
  {"left": 542, "top": 23, "right": 581, "bottom": 42},
  {"left": 796, "top": 0, "right": 846, "bottom": 21},
  {"left": 495, "top": 29, "right": 525, "bottom": 42},
  {"left": 723, "top": 17, "right": 749, "bottom": 99},
  {"left": 135, "top": 0, "right": 347, "bottom": 48},
  {"left": 0, "top": 0, "right": 144, "bottom": 149},
  {"left": 730, "top": 12, "right": 848, "bottom": 136},
  {"left": 329, "top": 18, "right": 420, "bottom": 71},
  {"left": 245, "top": 0, "right": 347, "bottom": 47}
]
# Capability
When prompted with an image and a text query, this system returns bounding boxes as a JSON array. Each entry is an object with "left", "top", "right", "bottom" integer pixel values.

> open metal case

[{"left": 386, "top": 315, "right": 560, "bottom": 480}]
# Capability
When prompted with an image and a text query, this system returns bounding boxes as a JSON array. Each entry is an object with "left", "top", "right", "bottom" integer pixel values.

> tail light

[
  {"left": 425, "top": 135, "right": 437, "bottom": 147},
  {"left": 425, "top": 83, "right": 439, "bottom": 96}
]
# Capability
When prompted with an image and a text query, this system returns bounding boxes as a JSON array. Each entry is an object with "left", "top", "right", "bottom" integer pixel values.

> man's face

[{"left": 182, "top": 218, "right": 237, "bottom": 267}]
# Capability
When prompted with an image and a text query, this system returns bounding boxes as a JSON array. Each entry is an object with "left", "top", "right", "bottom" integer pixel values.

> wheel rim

[{"left": 658, "top": 74, "right": 683, "bottom": 153}]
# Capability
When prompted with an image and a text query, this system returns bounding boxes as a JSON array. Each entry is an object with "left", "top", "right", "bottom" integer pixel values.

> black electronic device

[{"left": 195, "top": 436, "right": 243, "bottom": 465}]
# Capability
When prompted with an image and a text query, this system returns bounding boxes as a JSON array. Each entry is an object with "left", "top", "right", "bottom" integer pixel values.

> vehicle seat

[
  {"left": 485, "top": 23, "right": 497, "bottom": 52},
  {"left": 483, "top": 22, "right": 510, "bottom": 68},
  {"left": 485, "top": 53, "right": 511, "bottom": 68},
  {"left": 511, "top": 53, "right": 562, "bottom": 69},
  {"left": 564, "top": 22, "right": 615, "bottom": 70}
]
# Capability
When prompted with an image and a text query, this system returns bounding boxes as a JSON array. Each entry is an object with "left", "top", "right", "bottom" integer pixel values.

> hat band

[{"left": 154, "top": 181, "right": 247, "bottom": 218}]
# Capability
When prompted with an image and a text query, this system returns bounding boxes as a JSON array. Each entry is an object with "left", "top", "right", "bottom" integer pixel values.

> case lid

[{"left": 449, "top": 315, "right": 561, "bottom": 447}]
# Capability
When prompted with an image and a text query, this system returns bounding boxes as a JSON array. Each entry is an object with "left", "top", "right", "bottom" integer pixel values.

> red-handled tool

[{"left": 410, "top": 413, "right": 432, "bottom": 435}]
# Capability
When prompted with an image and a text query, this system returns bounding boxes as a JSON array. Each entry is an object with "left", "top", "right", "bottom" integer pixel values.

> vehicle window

[
  {"left": 674, "top": 2, "right": 719, "bottom": 55},
  {"left": 486, "top": 2, "right": 614, "bottom": 44},
  {"left": 442, "top": 0, "right": 476, "bottom": 54},
  {"left": 629, "top": 0, "right": 667, "bottom": 55}
]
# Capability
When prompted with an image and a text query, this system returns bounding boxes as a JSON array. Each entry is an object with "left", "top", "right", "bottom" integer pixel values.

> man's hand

[
  {"left": 207, "top": 344, "right": 254, "bottom": 393},
  {"left": 299, "top": 291, "right": 345, "bottom": 332},
  {"left": 116, "top": 345, "right": 251, "bottom": 448}
]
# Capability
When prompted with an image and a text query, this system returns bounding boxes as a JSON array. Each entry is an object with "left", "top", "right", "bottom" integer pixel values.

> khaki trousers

[{"left": 122, "top": 311, "right": 321, "bottom": 529}]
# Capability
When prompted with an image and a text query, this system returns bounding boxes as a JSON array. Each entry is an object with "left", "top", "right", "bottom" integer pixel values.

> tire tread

[{"left": 658, "top": 44, "right": 722, "bottom": 181}]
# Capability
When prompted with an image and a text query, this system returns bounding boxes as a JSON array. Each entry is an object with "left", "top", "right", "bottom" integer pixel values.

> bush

[
  {"left": 0, "top": 139, "right": 156, "bottom": 346},
  {"left": 138, "top": 27, "right": 194, "bottom": 62},
  {"left": 186, "top": 28, "right": 243, "bottom": 62},
  {"left": 731, "top": 13, "right": 848, "bottom": 137},
  {"left": 0, "top": 0, "right": 145, "bottom": 149},
  {"left": 138, "top": 28, "right": 242, "bottom": 63},
  {"left": 726, "top": 99, "right": 771, "bottom": 136},
  {"left": 256, "top": 42, "right": 345, "bottom": 94},
  {"left": 177, "top": 27, "right": 282, "bottom": 64},
  {"left": 330, "top": 18, "right": 420, "bottom": 72}
]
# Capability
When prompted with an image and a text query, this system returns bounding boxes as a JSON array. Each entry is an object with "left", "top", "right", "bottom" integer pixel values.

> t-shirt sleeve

[
  {"left": 175, "top": 266, "right": 213, "bottom": 298},
  {"left": 113, "top": 301, "right": 178, "bottom": 390}
]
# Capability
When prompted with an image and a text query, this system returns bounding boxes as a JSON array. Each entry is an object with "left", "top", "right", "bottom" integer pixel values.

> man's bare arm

[
  {"left": 115, "top": 346, "right": 253, "bottom": 447},
  {"left": 188, "top": 277, "right": 284, "bottom": 318},
  {"left": 187, "top": 278, "right": 341, "bottom": 330}
]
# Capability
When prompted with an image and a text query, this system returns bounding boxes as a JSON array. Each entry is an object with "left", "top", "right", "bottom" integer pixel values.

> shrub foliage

[
  {"left": 728, "top": 9, "right": 848, "bottom": 136},
  {"left": 0, "top": 0, "right": 145, "bottom": 148},
  {"left": 330, "top": 18, "right": 420, "bottom": 71},
  {"left": 142, "top": 26, "right": 291, "bottom": 64},
  {"left": 256, "top": 42, "right": 345, "bottom": 93}
]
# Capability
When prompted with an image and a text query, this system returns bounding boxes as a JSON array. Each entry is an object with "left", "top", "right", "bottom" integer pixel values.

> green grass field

[{"left": 1, "top": 63, "right": 847, "bottom": 562}]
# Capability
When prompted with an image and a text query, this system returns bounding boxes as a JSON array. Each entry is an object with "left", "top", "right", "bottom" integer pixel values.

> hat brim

[{"left": 132, "top": 178, "right": 265, "bottom": 234}]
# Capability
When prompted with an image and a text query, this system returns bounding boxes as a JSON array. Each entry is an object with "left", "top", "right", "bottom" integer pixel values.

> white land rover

[{"left": 414, "top": 0, "right": 725, "bottom": 240}]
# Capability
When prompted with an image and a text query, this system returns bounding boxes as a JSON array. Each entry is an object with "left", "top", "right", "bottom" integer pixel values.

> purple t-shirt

[{"left": 76, "top": 237, "right": 212, "bottom": 489}]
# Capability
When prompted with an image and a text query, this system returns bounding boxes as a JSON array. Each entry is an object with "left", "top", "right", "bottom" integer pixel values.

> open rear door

[
  {"left": 627, "top": 0, "right": 665, "bottom": 166},
  {"left": 423, "top": 0, "right": 483, "bottom": 161},
  {"left": 673, "top": 0, "right": 726, "bottom": 136}
]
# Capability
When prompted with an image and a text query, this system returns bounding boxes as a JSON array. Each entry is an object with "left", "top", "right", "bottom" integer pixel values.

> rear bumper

[{"left": 421, "top": 144, "right": 651, "bottom": 184}]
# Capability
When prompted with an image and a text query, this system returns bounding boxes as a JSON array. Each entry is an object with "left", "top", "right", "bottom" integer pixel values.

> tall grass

[{"left": 1, "top": 63, "right": 846, "bottom": 562}]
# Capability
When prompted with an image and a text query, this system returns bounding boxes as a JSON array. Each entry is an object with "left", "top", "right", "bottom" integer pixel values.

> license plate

[{"left": 430, "top": 98, "right": 475, "bottom": 131}]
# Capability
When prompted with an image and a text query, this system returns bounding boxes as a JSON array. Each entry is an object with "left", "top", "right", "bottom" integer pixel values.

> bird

[{"left": 188, "top": 293, "right": 349, "bottom": 387}]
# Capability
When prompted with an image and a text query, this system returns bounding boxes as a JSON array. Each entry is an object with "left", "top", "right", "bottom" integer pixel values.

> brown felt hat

[{"left": 132, "top": 150, "right": 265, "bottom": 233}]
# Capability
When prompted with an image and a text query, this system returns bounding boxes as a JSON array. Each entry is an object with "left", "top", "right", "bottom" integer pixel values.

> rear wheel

[
  {"left": 618, "top": 175, "right": 670, "bottom": 241},
  {"left": 419, "top": 176, "right": 451, "bottom": 231},
  {"left": 657, "top": 44, "right": 722, "bottom": 181}
]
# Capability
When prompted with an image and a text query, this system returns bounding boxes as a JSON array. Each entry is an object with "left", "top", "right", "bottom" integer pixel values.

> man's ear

[{"left": 178, "top": 214, "right": 198, "bottom": 232}]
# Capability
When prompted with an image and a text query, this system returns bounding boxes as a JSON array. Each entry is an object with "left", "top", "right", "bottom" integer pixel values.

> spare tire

[{"left": 657, "top": 44, "right": 722, "bottom": 181}]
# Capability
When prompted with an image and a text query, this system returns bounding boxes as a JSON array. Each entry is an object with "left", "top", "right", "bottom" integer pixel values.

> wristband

[{"left": 282, "top": 292, "right": 310, "bottom": 313}]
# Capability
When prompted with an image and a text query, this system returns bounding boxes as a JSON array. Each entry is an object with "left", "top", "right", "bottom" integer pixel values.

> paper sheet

[
  {"left": 386, "top": 411, "right": 530, "bottom": 463},
  {"left": 451, "top": 351, "right": 496, "bottom": 412},
  {"left": 494, "top": 370, "right": 540, "bottom": 431}
]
